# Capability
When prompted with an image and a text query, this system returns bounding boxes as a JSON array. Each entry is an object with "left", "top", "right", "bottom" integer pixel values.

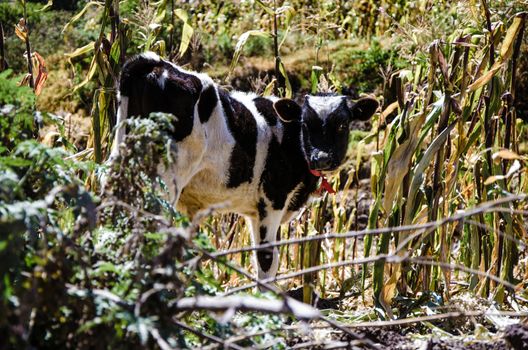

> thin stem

[
  {"left": 22, "top": 1, "right": 34, "bottom": 89},
  {"left": 0, "top": 22, "right": 5, "bottom": 71}
]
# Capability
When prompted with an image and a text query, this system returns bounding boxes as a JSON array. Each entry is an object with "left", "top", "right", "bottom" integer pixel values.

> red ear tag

[{"left": 309, "top": 169, "right": 336, "bottom": 194}]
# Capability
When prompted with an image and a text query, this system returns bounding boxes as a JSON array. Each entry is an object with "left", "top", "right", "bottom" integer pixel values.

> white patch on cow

[
  {"left": 200, "top": 89, "right": 234, "bottom": 185},
  {"left": 155, "top": 69, "right": 168, "bottom": 89},
  {"left": 235, "top": 93, "right": 284, "bottom": 143},
  {"left": 160, "top": 103, "right": 208, "bottom": 207},
  {"left": 141, "top": 51, "right": 161, "bottom": 61},
  {"left": 177, "top": 85, "right": 244, "bottom": 217},
  {"left": 306, "top": 95, "right": 345, "bottom": 121},
  {"left": 109, "top": 95, "right": 129, "bottom": 161},
  {"left": 281, "top": 182, "right": 306, "bottom": 223},
  {"left": 248, "top": 206, "right": 283, "bottom": 280},
  {"left": 231, "top": 91, "right": 272, "bottom": 186}
]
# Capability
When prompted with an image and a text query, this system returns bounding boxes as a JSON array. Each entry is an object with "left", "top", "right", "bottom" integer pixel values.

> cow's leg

[{"left": 249, "top": 204, "right": 284, "bottom": 283}]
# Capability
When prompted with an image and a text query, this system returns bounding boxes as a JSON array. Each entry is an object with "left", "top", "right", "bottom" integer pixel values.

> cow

[{"left": 109, "top": 52, "right": 378, "bottom": 281}]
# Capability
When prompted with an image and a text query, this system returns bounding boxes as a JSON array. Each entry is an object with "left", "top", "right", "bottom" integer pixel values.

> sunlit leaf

[
  {"left": 175, "top": 9, "right": 193, "bottom": 57},
  {"left": 255, "top": 0, "right": 274, "bottom": 16},
  {"left": 262, "top": 78, "right": 276, "bottom": 96},
  {"left": 467, "top": 61, "right": 504, "bottom": 92},
  {"left": 37, "top": 0, "right": 53, "bottom": 12},
  {"left": 492, "top": 149, "right": 522, "bottom": 161},
  {"left": 32, "top": 52, "right": 48, "bottom": 96},
  {"left": 72, "top": 55, "right": 97, "bottom": 93},
  {"left": 62, "top": 1, "right": 104, "bottom": 33},
  {"left": 484, "top": 160, "right": 521, "bottom": 185},
  {"left": 383, "top": 114, "right": 425, "bottom": 214},
  {"left": 229, "top": 30, "right": 271, "bottom": 74},
  {"left": 15, "top": 18, "right": 28, "bottom": 43},
  {"left": 499, "top": 14, "right": 525, "bottom": 61},
  {"left": 278, "top": 60, "right": 292, "bottom": 98},
  {"left": 65, "top": 42, "right": 95, "bottom": 61}
]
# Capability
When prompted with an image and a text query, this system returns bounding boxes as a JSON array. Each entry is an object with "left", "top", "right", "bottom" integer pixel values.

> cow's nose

[{"left": 310, "top": 151, "right": 332, "bottom": 170}]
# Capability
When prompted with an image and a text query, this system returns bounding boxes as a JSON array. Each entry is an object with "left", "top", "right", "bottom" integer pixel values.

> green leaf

[
  {"left": 65, "top": 42, "right": 95, "bottom": 60},
  {"left": 62, "top": 1, "right": 104, "bottom": 33},
  {"left": 278, "top": 61, "right": 292, "bottom": 98},
  {"left": 37, "top": 0, "right": 53, "bottom": 12},
  {"left": 262, "top": 78, "right": 276, "bottom": 96},
  {"left": 255, "top": 0, "right": 274, "bottom": 16},
  {"left": 175, "top": 9, "right": 193, "bottom": 57},
  {"left": 0, "top": 157, "right": 33, "bottom": 167},
  {"left": 229, "top": 30, "right": 271, "bottom": 74}
]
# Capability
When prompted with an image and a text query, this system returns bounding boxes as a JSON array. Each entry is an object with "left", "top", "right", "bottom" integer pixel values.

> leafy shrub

[
  {"left": 0, "top": 70, "right": 36, "bottom": 151},
  {"left": 333, "top": 39, "right": 405, "bottom": 93}
]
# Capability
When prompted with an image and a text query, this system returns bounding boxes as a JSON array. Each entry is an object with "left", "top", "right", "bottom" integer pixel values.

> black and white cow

[{"left": 110, "top": 52, "right": 378, "bottom": 280}]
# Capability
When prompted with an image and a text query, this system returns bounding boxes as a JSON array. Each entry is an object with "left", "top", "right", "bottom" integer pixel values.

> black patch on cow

[
  {"left": 287, "top": 183, "right": 314, "bottom": 212},
  {"left": 257, "top": 244, "right": 273, "bottom": 272},
  {"left": 198, "top": 84, "right": 217, "bottom": 123},
  {"left": 260, "top": 226, "right": 267, "bottom": 241},
  {"left": 257, "top": 198, "right": 267, "bottom": 220},
  {"left": 119, "top": 55, "right": 202, "bottom": 142},
  {"left": 261, "top": 124, "right": 318, "bottom": 210},
  {"left": 254, "top": 97, "right": 277, "bottom": 126},
  {"left": 219, "top": 89, "right": 257, "bottom": 188},
  {"left": 261, "top": 136, "right": 289, "bottom": 209}
]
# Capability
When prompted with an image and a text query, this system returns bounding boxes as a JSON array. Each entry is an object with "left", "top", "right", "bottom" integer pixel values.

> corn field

[{"left": 1, "top": 0, "right": 528, "bottom": 349}]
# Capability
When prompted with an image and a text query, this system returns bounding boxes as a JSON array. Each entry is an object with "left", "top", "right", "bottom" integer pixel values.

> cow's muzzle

[{"left": 309, "top": 150, "right": 334, "bottom": 171}]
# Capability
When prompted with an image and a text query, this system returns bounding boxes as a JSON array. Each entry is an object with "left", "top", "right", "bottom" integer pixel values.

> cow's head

[{"left": 274, "top": 95, "right": 378, "bottom": 171}]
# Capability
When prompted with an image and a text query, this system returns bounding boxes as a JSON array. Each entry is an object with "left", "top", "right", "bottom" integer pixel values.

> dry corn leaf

[
  {"left": 18, "top": 73, "right": 32, "bottom": 87},
  {"left": 467, "top": 61, "right": 504, "bottom": 91},
  {"left": 263, "top": 78, "right": 276, "bottom": 97},
  {"left": 499, "top": 14, "right": 525, "bottom": 61},
  {"left": 380, "top": 101, "right": 399, "bottom": 123},
  {"left": 484, "top": 160, "right": 521, "bottom": 185},
  {"left": 492, "top": 149, "right": 522, "bottom": 161},
  {"left": 15, "top": 18, "right": 28, "bottom": 43},
  {"left": 468, "top": 14, "right": 525, "bottom": 92},
  {"left": 383, "top": 114, "right": 425, "bottom": 214},
  {"left": 32, "top": 52, "right": 48, "bottom": 96},
  {"left": 65, "top": 41, "right": 95, "bottom": 59}
]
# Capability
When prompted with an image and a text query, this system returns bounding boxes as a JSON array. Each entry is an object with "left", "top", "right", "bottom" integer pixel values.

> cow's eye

[{"left": 337, "top": 123, "right": 348, "bottom": 133}]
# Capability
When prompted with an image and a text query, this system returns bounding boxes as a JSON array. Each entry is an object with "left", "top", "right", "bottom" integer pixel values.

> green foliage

[
  {"left": 333, "top": 39, "right": 405, "bottom": 92},
  {"left": 0, "top": 70, "right": 36, "bottom": 151},
  {"left": 0, "top": 108, "right": 294, "bottom": 349},
  {"left": 0, "top": 2, "right": 96, "bottom": 71}
]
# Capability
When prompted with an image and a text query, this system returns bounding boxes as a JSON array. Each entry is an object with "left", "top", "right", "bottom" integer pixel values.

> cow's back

[{"left": 120, "top": 53, "right": 203, "bottom": 141}]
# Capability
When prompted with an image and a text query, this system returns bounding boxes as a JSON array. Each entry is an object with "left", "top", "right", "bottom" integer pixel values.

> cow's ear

[
  {"left": 348, "top": 97, "right": 378, "bottom": 121},
  {"left": 273, "top": 98, "right": 302, "bottom": 122}
]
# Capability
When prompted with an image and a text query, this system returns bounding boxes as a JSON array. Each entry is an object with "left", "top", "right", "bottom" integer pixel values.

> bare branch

[
  {"left": 173, "top": 319, "right": 246, "bottom": 350},
  {"left": 171, "top": 295, "right": 319, "bottom": 319},
  {"left": 223, "top": 252, "right": 519, "bottom": 295}
]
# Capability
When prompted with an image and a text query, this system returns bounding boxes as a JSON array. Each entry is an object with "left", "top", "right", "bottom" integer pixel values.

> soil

[{"left": 286, "top": 323, "right": 522, "bottom": 349}]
